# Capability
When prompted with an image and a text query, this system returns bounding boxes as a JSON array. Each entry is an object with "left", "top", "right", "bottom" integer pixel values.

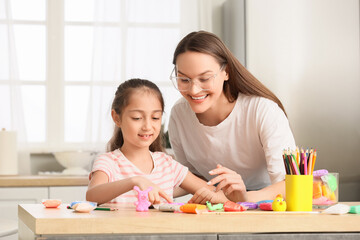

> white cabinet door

[
  {"left": 0, "top": 187, "right": 48, "bottom": 220},
  {"left": 0, "top": 187, "right": 48, "bottom": 240},
  {"left": 49, "top": 186, "right": 87, "bottom": 204}
]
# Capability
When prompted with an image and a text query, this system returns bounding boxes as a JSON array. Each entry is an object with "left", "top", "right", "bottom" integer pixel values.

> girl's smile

[{"left": 138, "top": 133, "right": 154, "bottom": 141}]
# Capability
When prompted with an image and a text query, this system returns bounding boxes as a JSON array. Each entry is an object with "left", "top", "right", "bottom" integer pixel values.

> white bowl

[{"left": 53, "top": 151, "right": 96, "bottom": 176}]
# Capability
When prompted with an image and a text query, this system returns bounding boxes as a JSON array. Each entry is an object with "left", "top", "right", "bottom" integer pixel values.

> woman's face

[{"left": 175, "top": 51, "right": 228, "bottom": 114}]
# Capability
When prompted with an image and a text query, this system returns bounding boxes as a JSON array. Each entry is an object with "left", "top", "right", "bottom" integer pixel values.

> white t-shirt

[{"left": 168, "top": 94, "right": 296, "bottom": 190}]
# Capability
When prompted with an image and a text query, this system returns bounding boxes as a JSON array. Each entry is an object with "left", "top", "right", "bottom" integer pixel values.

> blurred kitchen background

[{"left": 0, "top": 0, "right": 359, "bottom": 201}]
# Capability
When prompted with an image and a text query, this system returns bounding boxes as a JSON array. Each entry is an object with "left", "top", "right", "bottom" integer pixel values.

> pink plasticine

[{"left": 133, "top": 186, "right": 153, "bottom": 212}]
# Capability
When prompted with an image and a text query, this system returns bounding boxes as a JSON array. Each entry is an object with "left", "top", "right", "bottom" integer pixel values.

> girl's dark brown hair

[
  {"left": 173, "top": 31, "right": 287, "bottom": 116},
  {"left": 107, "top": 78, "right": 165, "bottom": 152}
]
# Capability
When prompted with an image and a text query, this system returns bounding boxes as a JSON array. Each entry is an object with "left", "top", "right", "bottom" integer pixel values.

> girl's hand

[
  {"left": 132, "top": 176, "right": 173, "bottom": 205},
  {"left": 207, "top": 164, "right": 248, "bottom": 202},
  {"left": 188, "top": 187, "right": 228, "bottom": 204}
]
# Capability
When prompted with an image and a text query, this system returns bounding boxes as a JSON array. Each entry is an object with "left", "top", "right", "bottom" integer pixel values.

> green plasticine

[
  {"left": 349, "top": 205, "right": 360, "bottom": 214},
  {"left": 206, "top": 201, "right": 223, "bottom": 211},
  {"left": 322, "top": 174, "right": 338, "bottom": 192}
]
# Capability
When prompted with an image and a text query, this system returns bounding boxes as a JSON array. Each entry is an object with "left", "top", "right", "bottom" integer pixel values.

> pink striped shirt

[{"left": 89, "top": 149, "right": 188, "bottom": 203}]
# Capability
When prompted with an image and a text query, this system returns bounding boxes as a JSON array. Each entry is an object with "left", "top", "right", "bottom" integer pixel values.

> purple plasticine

[
  {"left": 313, "top": 169, "right": 328, "bottom": 177},
  {"left": 238, "top": 202, "right": 258, "bottom": 209}
]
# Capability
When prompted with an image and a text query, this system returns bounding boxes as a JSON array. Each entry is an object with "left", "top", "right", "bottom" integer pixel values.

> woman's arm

[
  {"left": 86, "top": 171, "right": 172, "bottom": 205},
  {"left": 208, "top": 164, "right": 285, "bottom": 202},
  {"left": 246, "top": 180, "right": 285, "bottom": 202}
]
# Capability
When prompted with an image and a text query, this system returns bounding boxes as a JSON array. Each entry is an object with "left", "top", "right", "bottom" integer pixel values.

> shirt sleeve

[
  {"left": 256, "top": 99, "right": 296, "bottom": 183},
  {"left": 89, "top": 153, "right": 114, "bottom": 181},
  {"left": 168, "top": 105, "right": 202, "bottom": 176}
]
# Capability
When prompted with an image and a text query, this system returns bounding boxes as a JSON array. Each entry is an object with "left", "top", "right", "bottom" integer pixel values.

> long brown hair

[
  {"left": 173, "top": 31, "right": 287, "bottom": 116},
  {"left": 107, "top": 78, "right": 165, "bottom": 152}
]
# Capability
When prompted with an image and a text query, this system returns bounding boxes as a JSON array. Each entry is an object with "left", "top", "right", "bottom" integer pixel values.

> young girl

[
  {"left": 86, "top": 78, "right": 228, "bottom": 205},
  {"left": 168, "top": 31, "right": 296, "bottom": 203}
]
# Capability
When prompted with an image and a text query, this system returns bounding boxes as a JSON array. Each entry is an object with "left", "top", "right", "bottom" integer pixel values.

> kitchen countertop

[
  {"left": 0, "top": 175, "right": 88, "bottom": 187},
  {"left": 18, "top": 202, "right": 360, "bottom": 238}
]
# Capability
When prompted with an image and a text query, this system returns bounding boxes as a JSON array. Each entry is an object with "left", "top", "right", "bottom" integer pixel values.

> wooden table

[{"left": 19, "top": 202, "right": 360, "bottom": 240}]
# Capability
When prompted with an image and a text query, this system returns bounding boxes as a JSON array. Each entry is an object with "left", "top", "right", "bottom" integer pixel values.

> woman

[{"left": 168, "top": 31, "right": 296, "bottom": 203}]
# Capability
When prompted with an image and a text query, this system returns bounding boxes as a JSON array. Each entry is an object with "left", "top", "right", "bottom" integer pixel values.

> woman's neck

[{"left": 196, "top": 93, "right": 236, "bottom": 126}]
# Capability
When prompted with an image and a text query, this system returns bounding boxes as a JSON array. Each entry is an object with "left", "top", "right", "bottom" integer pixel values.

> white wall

[{"left": 246, "top": 0, "right": 360, "bottom": 200}]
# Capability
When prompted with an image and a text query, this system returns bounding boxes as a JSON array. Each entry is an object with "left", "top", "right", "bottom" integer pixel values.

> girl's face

[
  {"left": 175, "top": 51, "right": 229, "bottom": 114},
  {"left": 113, "top": 89, "right": 162, "bottom": 151}
]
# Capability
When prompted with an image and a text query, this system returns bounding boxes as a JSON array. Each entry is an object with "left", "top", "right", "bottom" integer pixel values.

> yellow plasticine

[
  {"left": 321, "top": 185, "right": 331, "bottom": 198},
  {"left": 330, "top": 191, "right": 336, "bottom": 201}
]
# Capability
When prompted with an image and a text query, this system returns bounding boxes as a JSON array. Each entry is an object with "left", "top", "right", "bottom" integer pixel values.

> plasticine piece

[
  {"left": 329, "top": 191, "right": 336, "bottom": 201},
  {"left": 155, "top": 203, "right": 182, "bottom": 212},
  {"left": 313, "top": 181, "right": 322, "bottom": 199},
  {"left": 42, "top": 199, "right": 62, "bottom": 208},
  {"left": 322, "top": 203, "right": 350, "bottom": 215},
  {"left": 224, "top": 201, "right": 246, "bottom": 212},
  {"left": 312, "top": 196, "right": 334, "bottom": 206},
  {"left": 133, "top": 186, "right": 153, "bottom": 212},
  {"left": 349, "top": 205, "right": 360, "bottom": 214},
  {"left": 180, "top": 204, "right": 207, "bottom": 214},
  {"left": 313, "top": 169, "right": 329, "bottom": 177},
  {"left": 238, "top": 202, "right": 258, "bottom": 209},
  {"left": 259, "top": 202, "right": 273, "bottom": 211},
  {"left": 69, "top": 201, "right": 97, "bottom": 213},
  {"left": 257, "top": 200, "right": 273, "bottom": 204},
  {"left": 73, "top": 202, "right": 97, "bottom": 213},
  {"left": 206, "top": 201, "right": 224, "bottom": 211},
  {"left": 272, "top": 194, "right": 287, "bottom": 212},
  {"left": 321, "top": 173, "right": 337, "bottom": 192},
  {"left": 321, "top": 184, "right": 331, "bottom": 198}
]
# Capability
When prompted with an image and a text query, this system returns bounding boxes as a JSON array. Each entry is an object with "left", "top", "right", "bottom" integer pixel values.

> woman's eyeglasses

[{"left": 170, "top": 64, "right": 225, "bottom": 92}]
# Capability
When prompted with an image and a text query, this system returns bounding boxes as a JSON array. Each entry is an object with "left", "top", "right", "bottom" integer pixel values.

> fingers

[
  {"left": 159, "top": 190, "right": 173, "bottom": 203},
  {"left": 148, "top": 189, "right": 173, "bottom": 205},
  {"left": 222, "top": 182, "right": 246, "bottom": 196},
  {"left": 188, "top": 188, "right": 206, "bottom": 203},
  {"left": 208, "top": 164, "right": 236, "bottom": 176},
  {"left": 188, "top": 187, "right": 214, "bottom": 205},
  {"left": 215, "top": 175, "right": 244, "bottom": 191},
  {"left": 148, "top": 191, "right": 160, "bottom": 205},
  {"left": 207, "top": 173, "right": 233, "bottom": 188}
]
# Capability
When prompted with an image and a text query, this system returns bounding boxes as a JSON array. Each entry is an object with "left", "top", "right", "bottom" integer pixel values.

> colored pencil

[
  {"left": 282, "top": 147, "right": 317, "bottom": 175},
  {"left": 311, "top": 150, "right": 317, "bottom": 174}
]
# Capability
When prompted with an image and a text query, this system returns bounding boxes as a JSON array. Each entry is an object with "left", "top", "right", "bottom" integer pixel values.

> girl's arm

[
  {"left": 86, "top": 171, "right": 172, "bottom": 205},
  {"left": 179, "top": 171, "right": 229, "bottom": 204},
  {"left": 86, "top": 171, "right": 136, "bottom": 204}
]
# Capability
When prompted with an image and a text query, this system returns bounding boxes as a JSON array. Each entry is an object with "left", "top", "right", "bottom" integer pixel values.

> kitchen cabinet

[
  {"left": 0, "top": 176, "right": 88, "bottom": 240},
  {"left": 0, "top": 186, "right": 87, "bottom": 219}
]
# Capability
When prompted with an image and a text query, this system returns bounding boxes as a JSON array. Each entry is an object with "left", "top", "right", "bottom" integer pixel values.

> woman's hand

[
  {"left": 132, "top": 176, "right": 173, "bottom": 205},
  {"left": 188, "top": 187, "right": 228, "bottom": 204},
  {"left": 207, "top": 164, "right": 248, "bottom": 202}
]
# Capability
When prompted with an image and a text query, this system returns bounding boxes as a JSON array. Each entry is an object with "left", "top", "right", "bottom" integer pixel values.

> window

[{"left": 0, "top": 0, "right": 199, "bottom": 152}]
